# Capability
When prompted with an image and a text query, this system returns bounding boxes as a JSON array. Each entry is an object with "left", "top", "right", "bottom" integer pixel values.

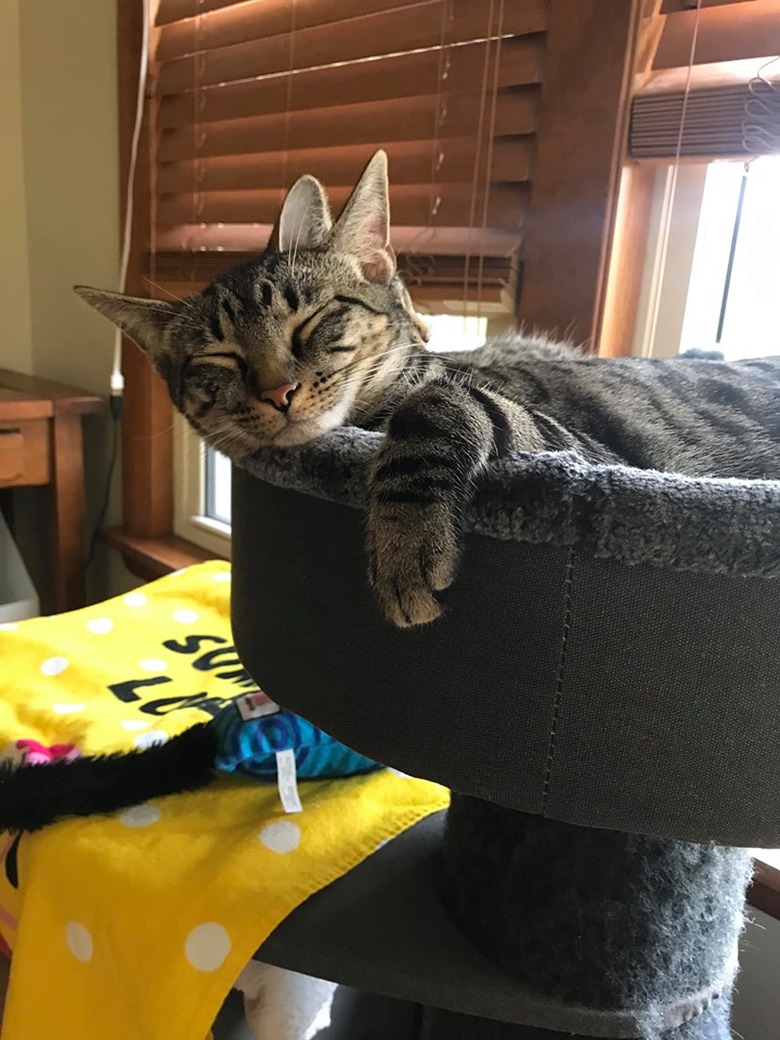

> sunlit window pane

[
  {"left": 204, "top": 448, "right": 232, "bottom": 525},
  {"left": 718, "top": 156, "right": 780, "bottom": 359},
  {"left": 682, "top": 157, "right": 780, "bottom": 361}
]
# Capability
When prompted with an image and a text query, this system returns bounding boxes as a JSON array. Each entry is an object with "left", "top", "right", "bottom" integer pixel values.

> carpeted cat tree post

[{"left": 230, "top": 433, "right": 780, "bottom": 1040}]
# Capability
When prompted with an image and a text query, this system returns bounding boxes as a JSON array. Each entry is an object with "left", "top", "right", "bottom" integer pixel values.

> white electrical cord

[
  {"left": 86, "top": 1, "right": 150, "bottom": 568},
  {"left": 112, "top": 0, "right": 151, "bottom": 405}
]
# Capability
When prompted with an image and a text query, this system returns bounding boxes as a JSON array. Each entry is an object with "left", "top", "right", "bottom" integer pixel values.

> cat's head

[{"left": 75, "top": 151, "right": 428, "bottom": 456}]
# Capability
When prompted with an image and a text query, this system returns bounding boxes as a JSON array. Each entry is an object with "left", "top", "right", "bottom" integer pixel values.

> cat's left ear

[
  {"left": 330, "top": 150, "right": 395, "bottom": 284},
  {"left": 74, "top": 286, "right": 179, "bottom": 356},
  {"left": 267, "top": 174, "right": 333, "bottom": 254}
]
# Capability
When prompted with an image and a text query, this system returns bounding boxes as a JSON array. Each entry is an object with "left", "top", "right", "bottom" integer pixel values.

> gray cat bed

[{"left": 230, "top": 430, "right": 780, "bottom": 1039}]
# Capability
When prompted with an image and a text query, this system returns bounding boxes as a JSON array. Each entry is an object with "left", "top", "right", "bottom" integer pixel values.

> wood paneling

[
  {"left": 118, "top": 0, "right": 174, "bottom": 540},
  {"left": 518, "top": 0, "right": 645, "bottom": 347},
  {"left": 599, "top": 163, "right": 661, "bottom": 357},
  {"left": 654, "top": 0, "right": 780, "bottom": 67}
]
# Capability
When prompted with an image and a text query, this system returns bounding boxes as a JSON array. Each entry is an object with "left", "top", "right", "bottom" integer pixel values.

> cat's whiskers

[{"left": 141, "top": 278, "right": 184, "bottom": 302}]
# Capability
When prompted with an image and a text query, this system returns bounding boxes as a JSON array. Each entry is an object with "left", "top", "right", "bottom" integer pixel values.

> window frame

[
  {"left": 631, "top": 162, "right": 710, "bottom": 359},
  {"left": 172, "top": 416, "right": 232, "bottom": 558},
  {"left": 632, "top": 156, "right": 780, "bottom": 360}
]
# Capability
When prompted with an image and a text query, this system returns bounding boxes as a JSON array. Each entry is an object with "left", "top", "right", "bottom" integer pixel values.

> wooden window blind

[
  {"left": 630, "top": 0, "right": 780, "bottom": 159},
  {"left": 149, "top": 0, "right": 551, "bottom": 313},
  {"left": 118, "top": 0, "right": 651, "bottom": 542}
]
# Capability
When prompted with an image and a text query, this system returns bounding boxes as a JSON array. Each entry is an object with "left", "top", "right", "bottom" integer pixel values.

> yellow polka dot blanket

[{"left": 0, "top": 562, "right": 448, "bottom": 1040}]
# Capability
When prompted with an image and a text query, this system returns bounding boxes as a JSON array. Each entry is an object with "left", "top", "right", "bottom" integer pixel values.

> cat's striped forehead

[{"left": 210, "top": 248, "right": 357, "bottom": 317}]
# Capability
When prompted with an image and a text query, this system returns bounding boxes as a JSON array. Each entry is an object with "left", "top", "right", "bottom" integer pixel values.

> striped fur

[{"left": 77, "top": 151, "right": 780, "bottom": 627}]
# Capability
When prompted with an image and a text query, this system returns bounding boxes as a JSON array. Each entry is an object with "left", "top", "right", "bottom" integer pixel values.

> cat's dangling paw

[{"left": 366, "top": 508, "right": 459, "bottom": 627}]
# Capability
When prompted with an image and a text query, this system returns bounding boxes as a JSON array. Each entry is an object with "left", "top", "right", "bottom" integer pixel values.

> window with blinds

[
  {"left": 630, "top": 1, "right": 780, "bottom": 160},
  {"left": 149, "top": 0, "right": 551, "bottom": 314}
]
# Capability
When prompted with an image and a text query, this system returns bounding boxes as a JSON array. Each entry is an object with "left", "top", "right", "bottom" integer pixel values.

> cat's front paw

[{"left": 366, "top": 508, "right": 459, "bottom": 627}]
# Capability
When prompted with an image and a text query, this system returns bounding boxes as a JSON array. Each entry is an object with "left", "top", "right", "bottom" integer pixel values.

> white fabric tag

[
  {"left": 237, "top": 691, "right": 280, "bottom": 721},
  {"left": 275, "top": 749, "right": 303, "bottom": 814}
]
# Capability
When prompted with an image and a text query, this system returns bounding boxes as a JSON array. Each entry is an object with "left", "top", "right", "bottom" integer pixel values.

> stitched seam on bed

[{"left": 541, "top": 548, "right": 575, "bottom": 815}]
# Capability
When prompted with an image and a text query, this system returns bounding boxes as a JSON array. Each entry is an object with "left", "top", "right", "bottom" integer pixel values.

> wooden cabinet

[{"left": 0, "top": 372, "right": 103, "bottom": 613}]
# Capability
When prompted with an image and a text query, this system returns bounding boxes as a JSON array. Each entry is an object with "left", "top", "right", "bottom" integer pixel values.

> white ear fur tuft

[
  {"left": 271, "top": 175, "right": 332, "bottom": 254},
  {"left": 330, "top": 150, "right": 395, "bottom": 284}
]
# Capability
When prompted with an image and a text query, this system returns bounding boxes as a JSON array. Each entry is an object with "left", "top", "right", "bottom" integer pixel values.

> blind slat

[
  {"left": 158, "top": 183, "right": 529, "bottom": 229},
  {"left": 157, "top": 0, "right": 548, "bottom": 96},
  {"left": 155, "top": 226, "right": 523, "bottom": 256},
  {"left": 159, "top": 90, "right": 537, "bottom": 163},
  {"left": 157, "top": 0, "right": 437, "bottom": 61},
  {"left": 630, "top": 80, "right": 780, "bottom": 159},
  {"left": 157, "top": 36, "right": 544, "bottom": 128},
  {"left": 151, "top": 249, "right": 517, "bottom": 280},
  {"left": 149, "top": 249, "right": 517, "bottom": 311},
  {"left": 157, "top": 0, "right": 241, "bottom": 24},
  {"left": 158, "top": 137, "right": 532, "bottom": 195}
]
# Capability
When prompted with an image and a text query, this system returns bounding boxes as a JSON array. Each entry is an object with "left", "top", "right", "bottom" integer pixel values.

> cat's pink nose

[{"left": 259, "top": 382, "right": 299, "bottom": 412}]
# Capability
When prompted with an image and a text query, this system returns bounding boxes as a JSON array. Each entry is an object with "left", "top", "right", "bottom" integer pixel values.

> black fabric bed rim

[{"left": 239, "top": 428, "right": 780, "bottom": 581}]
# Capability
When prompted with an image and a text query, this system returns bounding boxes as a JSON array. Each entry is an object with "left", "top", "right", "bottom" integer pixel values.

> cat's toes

[
  {"left": 367, "top": 517, "right": 458, "bottom": 628},
  {"left": 419, "top": 536, "right": 458, "bottom": 593},
  {"left": 381, "top": 582, "right": 443, "bottom": 628}
]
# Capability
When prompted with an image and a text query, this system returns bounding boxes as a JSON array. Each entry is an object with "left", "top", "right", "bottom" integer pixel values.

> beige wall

[
  {"left": 0, "top": 0, "right": 33, "bottom": 375},
  {"left": 18, "top": 0, "right": 120, "bottom": 391},
  {"left": 2, "top": 0, "right": 136, "bottom": 599}
]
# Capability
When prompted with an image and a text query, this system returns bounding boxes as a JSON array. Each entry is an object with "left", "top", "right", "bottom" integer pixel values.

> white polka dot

[
  {"left": 184, "top": 923, "right": 231, "bottom": 972},
  {"left": 86, "top": 617, "right": 114, "bottom": 635},
  {"left": 212, "top": 571, "right": 231, "bottom": 583},
  {"left": 52, "top": 703, "right": 84, "bottom": 715},
  {"left": 40, "top": 656, "right": 69, "bottom": 677},
  {"left": 387, "top": 767, "right": 413, "bottom": 779},
  {"left": 0, "top": 623, "right": 18, "bottom": 632},
  {"left": 259, "top": 821, "right": 301, "bottom": 854},
  {"left": 121, "top": 720, "right": 151, "bottom": 732},
  {"left": 120, "top": 804, "right": 162, "bottom": 828},
  {"left": 173, "top": 609, "right": 199, "bottom": 624},
  {"left": 123, "top": 592, "right": 147, "bottom": 608},
  {"left": 169, "top": 569, "right": 187, "bottom": 578},
  {"left": 138, "top": 658, "right": 168, "bottom": 672},
  {"left": 65, "top": 922, "right": 93, "bottom": 963},
  {"left": 133, "top": 730, "right": 169, "bottom": 750}
]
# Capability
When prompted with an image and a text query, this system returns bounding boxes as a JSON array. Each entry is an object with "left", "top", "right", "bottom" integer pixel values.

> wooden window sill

[
  {"left": 749, "top": 856, "right": 780, "bottom": 920},
  {"left": 102, "top": 526, "right": 227, "bottom": 582}
]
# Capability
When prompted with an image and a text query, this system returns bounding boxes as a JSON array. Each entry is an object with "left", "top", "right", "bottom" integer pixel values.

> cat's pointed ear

[
  {"left": 330, "top": 150, "right": 395, "bottom": 284},
  {"left": 74, "top": 286, "right": 179, "bottom": 355},
  {"left": 267, "top": 174, "right": 332, "bottom": 254}
]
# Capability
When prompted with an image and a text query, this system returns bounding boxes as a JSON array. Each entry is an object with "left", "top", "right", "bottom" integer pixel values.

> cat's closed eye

[{"left": 188, "top": 351, "right": 247, "bottom": 372}]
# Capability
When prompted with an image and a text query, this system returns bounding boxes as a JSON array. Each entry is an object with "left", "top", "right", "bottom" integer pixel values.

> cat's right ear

[
  {"left": 329, "top": 150, "right": 395, "bottom": 284},
  {"left": 74, "top": 286, "right": 179, "bottom": 356},
  {"left": 266, "top": 174, "right": 332, "bottom": 254}
]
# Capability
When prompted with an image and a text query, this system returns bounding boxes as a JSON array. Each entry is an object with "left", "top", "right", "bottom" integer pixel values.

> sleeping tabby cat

[
  {"left": 76, "top": 150, "right": 780, "bottom": 628},
  {"left": 0, "top": 150, "right": 778, "bottom": 833}
]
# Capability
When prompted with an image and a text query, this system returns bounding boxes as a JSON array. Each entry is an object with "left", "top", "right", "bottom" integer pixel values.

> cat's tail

[{"left": 0, "top": 724, "right": 217, "bottom": 832}]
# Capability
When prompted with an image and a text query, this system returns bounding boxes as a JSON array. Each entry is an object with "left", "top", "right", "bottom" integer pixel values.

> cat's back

[
  {"left": 448, "top": 339, "right": 780, "bottom": 405},
  {"left": 440, "top": 340, "right": 780, "bottom": 476}
]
